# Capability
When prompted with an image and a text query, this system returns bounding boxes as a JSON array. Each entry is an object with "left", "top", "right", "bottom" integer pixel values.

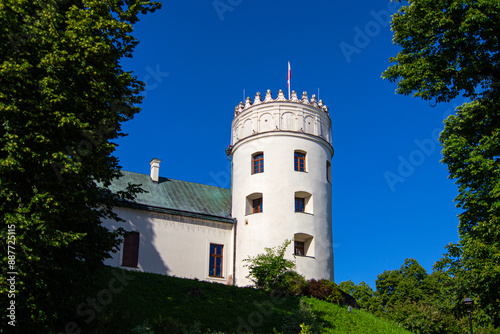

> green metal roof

[{"left": 109, "top": 171, "right": 234, "bottom": 223}]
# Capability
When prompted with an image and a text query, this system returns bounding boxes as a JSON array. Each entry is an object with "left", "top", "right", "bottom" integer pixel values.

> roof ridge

[{"left": 118, "top": 170, "right": 230, "bottom": 191}]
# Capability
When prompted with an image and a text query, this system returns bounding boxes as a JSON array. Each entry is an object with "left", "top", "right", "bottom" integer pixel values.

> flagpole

[{"left": 287, "top": 61, "right": 291, "bottom": 99}]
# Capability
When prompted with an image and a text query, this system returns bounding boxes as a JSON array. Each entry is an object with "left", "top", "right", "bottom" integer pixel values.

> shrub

[
  {"left": 306, "top": 279, "right": 343, "bottom": 304},
  {"left": 280, "top": 298, "right": 322, "bottom": 334},
  {"left": 244, "top": 240, "right": 296, "bottom": 291},
  {"left": 283, "top": 271, "right": 308, "bottom": 296}
]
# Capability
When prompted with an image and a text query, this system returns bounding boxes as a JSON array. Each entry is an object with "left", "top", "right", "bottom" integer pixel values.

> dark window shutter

[{"left": 122, "top": 232, "right": 139, "bottom": 267}]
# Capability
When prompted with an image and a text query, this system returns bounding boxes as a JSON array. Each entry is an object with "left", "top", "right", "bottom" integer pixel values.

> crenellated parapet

[
  {"left": 234, "top": 89, "right": 329, "bottom": 116},
  {"left": 231, "top": 89, "right": 332, "bottom": 146}
]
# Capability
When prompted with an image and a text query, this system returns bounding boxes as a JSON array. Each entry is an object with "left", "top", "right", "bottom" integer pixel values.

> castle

[{"left": 103, "top": 89, "right": 334, "bottom": 286}]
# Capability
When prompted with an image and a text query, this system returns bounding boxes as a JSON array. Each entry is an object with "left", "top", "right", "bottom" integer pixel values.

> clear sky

[{"left": 115, "top": 0, "right": 463, "bottom": 288}]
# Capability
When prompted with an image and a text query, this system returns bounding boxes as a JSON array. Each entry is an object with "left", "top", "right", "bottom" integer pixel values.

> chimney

[{"left": 149, "top": 158, "right": 161, "bottom": 182}]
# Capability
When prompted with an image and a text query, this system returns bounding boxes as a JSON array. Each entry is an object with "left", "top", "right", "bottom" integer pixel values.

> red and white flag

[{"left": 287, "top": 61, "right": 291, "bottom": 99}]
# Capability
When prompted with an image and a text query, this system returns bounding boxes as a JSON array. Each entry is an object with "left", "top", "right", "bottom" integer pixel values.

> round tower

[{"left": 229, "top": 89, "right": 334, "bottom": 286}]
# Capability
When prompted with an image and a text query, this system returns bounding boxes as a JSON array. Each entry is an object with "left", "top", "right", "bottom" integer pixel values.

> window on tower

[
  {"left": 209, "top": 244, "right": 223, "bottom": 278},
  {"left": 294, "top": 233, "right": 314, "bottom": 257},
  {"left": 246, "top": 193, "right": 263, "bottom": 215},
  {"left": 252, "top": 198, "right": 263, "bottom": 213},
  {"left": 294, "top": 241, "right": 305, "bottom": 256},
  {"left": 326, "top": 161, "right": 332, "bottom": 183},
  {"left": 295, "top": 197, "right": 305, "bottom": 212},
  {"left": 294, "top": 191, "right": 312, "bottom": 214},
  {"left": 252, "top": 152, "right": 264, "bottom": 174},
  {"left": 294, "top": 151, "right": 306, "bottom": 172}
]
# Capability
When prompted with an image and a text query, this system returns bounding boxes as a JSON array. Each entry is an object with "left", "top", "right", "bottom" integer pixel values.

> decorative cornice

[{"left": 234, "top": 89, "right": 329, "bottom": 117}]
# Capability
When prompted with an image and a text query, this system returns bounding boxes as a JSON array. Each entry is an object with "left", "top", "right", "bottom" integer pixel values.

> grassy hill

[{"left": 76, "top": 267, "right": 412, "bottom": 333}]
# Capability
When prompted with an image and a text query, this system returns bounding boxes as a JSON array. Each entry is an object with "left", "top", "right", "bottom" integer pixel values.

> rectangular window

[
  {"left": 209, "top": 244, "right": 223, "bottom": 277},
  {"left": 294, "top": 241, "right": 305, "bottom": 256},
  {"left": 122, "top": 231, "right": 139, "bottom": 268},
  {"left": 253, "top": 153, "right": 264, "bottom": 174},
  {"left": 295, "top": 197, "right": 305, "bottom": 212},
  {"left": 294, "top": 152, "right": 306, "bottom": 171},
  {"left": 252, "top": 198, "right": 263, "bottom": 213}
]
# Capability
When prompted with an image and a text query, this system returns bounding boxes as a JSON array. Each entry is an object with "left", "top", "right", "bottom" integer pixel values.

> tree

[
  {"left": 243, "top": 239, "right": 297, "bottom": 291},
  {"left": 0, "top": 0, "right": 160, "bottom": 331},
  {"left": 382, "top": 0, "right": 500, "bottom": 104},
  {"left": 339, "top": 280, "right": 376, "bottom": 310},
  {"left": 382, "top": 0, "right": 500, "bottom": 327},
  {"left": 376, "top": 258, "right": 429, "bottom": 307},
  {"left": 438, "top": 98, "right": 500, "bottom": 326}
]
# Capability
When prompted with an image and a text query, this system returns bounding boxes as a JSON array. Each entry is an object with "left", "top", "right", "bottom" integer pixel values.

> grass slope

[{"left": 78, "top": 267, "right": 411, "bottom": 333}]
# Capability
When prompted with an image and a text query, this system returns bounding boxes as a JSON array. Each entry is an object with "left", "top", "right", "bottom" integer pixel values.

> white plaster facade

[
  {"left": 230, "top": 90, "right": 334, "bottom": 286},
  {"left": 105, "top": 89, "right": 334, "bottom": 287},
  {"left": 103, "top": 206, "right": 235, "bottom": 285}
]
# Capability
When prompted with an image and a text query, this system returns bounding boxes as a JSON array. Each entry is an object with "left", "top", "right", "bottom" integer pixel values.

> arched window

[
  {"left": 294, "top": 191, "right": 313, "bottom": 214},
  {"left": 294, "top": 151, "right": 306, "bottom": 172},
  {"left": 294, "top": 233, "right": 314, "bottom": 257},
  {"left": 246, "top": 193, "right": 263, "bottom": 215},
  {"left": 252, "top": 152, "right": 264, "bottom": 174}
]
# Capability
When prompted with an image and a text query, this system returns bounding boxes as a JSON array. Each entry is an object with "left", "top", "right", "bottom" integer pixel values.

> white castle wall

[
  {"left": 230, "top": 90, "right": 334, "bottom": 286},
  {"left": 103, "top": 207, "right": 235, "bottom": 284}
]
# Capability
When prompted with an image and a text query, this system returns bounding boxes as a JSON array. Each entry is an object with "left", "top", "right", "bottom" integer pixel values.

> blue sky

[{"left": 115, "top": 0, "right": 463, "bottom": 288}]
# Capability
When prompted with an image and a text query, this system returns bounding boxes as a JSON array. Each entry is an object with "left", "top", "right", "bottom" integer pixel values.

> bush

[
  {"left": 283, "top": 271, "right": 308, "bottom": 296},
  {"left": 244, "top": 240, "right": 296, "bottom": 292},
  {"left": 306, "top": 279, "right": 343, "bottom": 304},
  {"left": 280, "top": 298, "right": 322, "bottom": 334}
]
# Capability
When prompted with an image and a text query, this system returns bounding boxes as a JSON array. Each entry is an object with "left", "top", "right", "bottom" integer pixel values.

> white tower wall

[{"left": 230, "top": 90, "right": 334, "bottom": 286}]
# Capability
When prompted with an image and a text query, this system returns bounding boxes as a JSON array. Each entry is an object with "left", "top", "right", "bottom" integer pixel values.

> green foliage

[
  {"left": 280, "top": 298, "right": 322, "bottom": 334},
  {"left": 376, "top": 258, "right": 429, "bottom": 307},
  {"left": 283, "top": 270, "right": 308, "bottom": 296},
  {"left": 304, "top": 296, "right": 413, "bottom": 334},
  {"left": 299, "top": 323, "right": 312, "bottom": 334},
  {"left": 87, "top": 267, "right": 412, "bottom": 334},
  {"left": 244, "top": 239, "right": 297, "bottom": 291},
  {"left": 438, "top": 98, "right": 500, "bottom": 327},
  {"left": 339, "top": 280, "right": 376, "bottom": 310},
  {"left": 382, "top": 0, "right": 500, "bottom": 104},
  {"left": 0, "top": 0, "right": 160, "bottom": 331},
  {"left": 306, "top": 279, "right": 343, "bottom": 305},
  {"left": 341, "top": 258, "right": 499, "bottom": 333},
  {"left": 385, "top": 300, "right": 467, "bottom": 334},
  {"left": 383, "top": 0, "right": 500, "bottom": 328}
]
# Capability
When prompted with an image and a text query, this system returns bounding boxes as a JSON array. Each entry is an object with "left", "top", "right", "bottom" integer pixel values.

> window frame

[
  {"left": 252, "top": 197, "right": 263, "bottom": 213},
  {"left": 252, "top": 152, "right": 264, "bottom": 174},
  {"left": 294, "top": 241, "right": 305, "bottom": 256},
  {"left": 294, "top": 151, "right": 306, "bottom": 172},
  {"left": 295, "top": 197, "right": 305, "bottom": 212},
  {"left": 121, "top": 231, "right": 140, "bottom": 268},
  {"left": 209, "top": 243, "right": 224, "bottom": 278},
  {"left": 294, "top": 233, "right": 314, "bottom": 257}
]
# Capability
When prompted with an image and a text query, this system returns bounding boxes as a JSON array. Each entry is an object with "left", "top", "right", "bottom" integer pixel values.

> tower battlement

[
  {"left": 234, "top": 89, "right": 329, "bottom": 116},
  {"left": 231, "top": 89, "right": 332, "bottom": 146}
]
